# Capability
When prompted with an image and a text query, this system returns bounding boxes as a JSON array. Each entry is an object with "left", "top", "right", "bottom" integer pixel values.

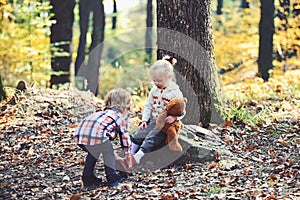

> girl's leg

[
  {"left": 133, "top": 121, "right": 165, "bottom": 164},
  {"left": 130, "top": 120, "right": 156, "bottom": 145},
  {"left": 131, "top": 142, "right": 141, "bottom": 154},
  {"left": 140, "top": 124, "right": 165, "bottom": 153}
]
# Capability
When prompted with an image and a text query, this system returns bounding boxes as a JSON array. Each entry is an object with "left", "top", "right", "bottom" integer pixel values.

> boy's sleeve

[
  {"left": 118, "top": 117, "right": 132, "bottom": 153},
  {"left": 141, "top": 88, "right": 154, "bottom": 122}
]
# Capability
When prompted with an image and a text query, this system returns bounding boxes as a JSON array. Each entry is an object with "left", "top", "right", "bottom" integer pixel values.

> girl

[
  {"left": 74, "top": 88, "right": 132, "bottom": 187},
  {"left": 130, "top": 55, "right": 185, "bottom": 165}
]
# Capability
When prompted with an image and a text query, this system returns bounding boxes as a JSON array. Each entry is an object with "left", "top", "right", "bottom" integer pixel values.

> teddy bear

[{"left": 156, "top": 98, "right": 187, "bottom": 152}]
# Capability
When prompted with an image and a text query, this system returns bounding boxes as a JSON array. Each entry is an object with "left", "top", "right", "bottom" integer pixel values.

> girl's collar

[{"left": 154, "top": 82, "right": 178, "bottom": 91}]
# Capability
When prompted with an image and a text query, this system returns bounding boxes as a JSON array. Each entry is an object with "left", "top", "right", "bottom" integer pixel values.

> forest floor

[{"left": 0, "top": 80, "right": 299, "bottom": 199}]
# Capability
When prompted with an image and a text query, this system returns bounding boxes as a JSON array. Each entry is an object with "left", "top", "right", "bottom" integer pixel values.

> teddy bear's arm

[{"left": 156, "top": 110, "right": 168, "bottom": 129}]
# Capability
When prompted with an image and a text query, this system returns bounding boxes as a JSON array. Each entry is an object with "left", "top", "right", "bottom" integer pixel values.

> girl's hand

[
  {"left": 165, "top": 116, "right": 177, "bottom": 124},
  {"left": 138, "top": 121, "right": 148, "bottom": 130}
]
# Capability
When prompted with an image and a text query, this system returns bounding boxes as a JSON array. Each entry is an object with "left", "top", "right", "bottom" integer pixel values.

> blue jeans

[
  {"left": 79, "top": 140, "right": 117, "bottom": 182},
  {"left": 130, "top": 120, "right": 166, "bottom": 153}
]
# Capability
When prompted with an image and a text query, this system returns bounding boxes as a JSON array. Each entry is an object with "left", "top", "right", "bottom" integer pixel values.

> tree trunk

[
  {"left": 145, "top": 0, "right": 153, "bottom": 62},
  {"left": 240, "top": 0, "right": 250, "bottom": 9},
  {"left": 258, "top": 0, "right": 275, "bottom": 81},
  {"left": 0, "top": 75, "right": 6, "bottom": 101},
  {"left": 157, "top": 0, "right": 222, "bottom": 128},
  {"left": 112, "top": 0, "right": 117, "bottom": 29},
  {"left": 75, "top": 0, "right": 105, "bottom": 96},
  {"left": 216, "top": 0, "right": 223, "bottom": 15},
  {"left": 50, "top": 0, "right": 75, "bottom": 87}
]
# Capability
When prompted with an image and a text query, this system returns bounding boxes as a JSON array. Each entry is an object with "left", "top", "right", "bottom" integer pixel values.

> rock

[{"left": 134, "top": 125, "right": 232, "bottom": 171}]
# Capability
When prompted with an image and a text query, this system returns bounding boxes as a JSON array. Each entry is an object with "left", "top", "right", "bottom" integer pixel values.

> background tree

[
  {"left": 240, "top": 0, "right": 250, "bottom": 9},
  {"left": 157, "top": 0, "right": 221, "bottom": 127},
  {"left": 216, "top": 0, "right": 223, "bottom": 15},
  {"left": 112, "top": 0, "right": 117, "bottom": 29},
  {"left": 258, "top": 0, "right": 275, "bottom": 81},
  {"left": 50, "top": 0, "right": 75, "bottom": 87},
  {"left": 145, "top": 0, "right": 153, "bottom": 62},
  {"left": 0, "top": 75, "right": 6, "bottom": 101},
  {"left": 0, "top": 0, "right": 53, "bottom": 87},
  {"left": 74, "top": 0, "right": 105, "bottom": 95}
]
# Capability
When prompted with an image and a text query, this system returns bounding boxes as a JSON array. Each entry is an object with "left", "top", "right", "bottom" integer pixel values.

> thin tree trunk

[
  {"left": 75, "top": 0, "right": 105, "bottom": 96},
  {"left": 0, "top": 75, "right": 6, "bottom": 101},
  {"left": 258, "top": 0, "right": 275, "bottom": 81},
  {"left": 145, "top": 0, "right": 153, "bottom": 62},
  {"left": 75, "top": 0, "right": 89, "bottom": 76},
  {"left": 87, "top": 0, "right": 105, "bottom": 96},
  {"left": 50, "top": 0, "right": 75, "bottom": 87},
  {"left": 112, "top": 0, "right": 117, "bottom": 29},
  {"left": 157, "top": 0, "right": 222, "bottom": 127},
  {"left": 217, "top": 0, "right": 223, "bottom": 15},
  {"left": 240, "top": 0, "right": 250, "bottom": 9}
]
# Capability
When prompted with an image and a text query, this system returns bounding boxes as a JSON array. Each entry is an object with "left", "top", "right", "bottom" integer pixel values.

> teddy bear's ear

[{"left": 183, "top": 98, "right": 188, "bottom": 103}]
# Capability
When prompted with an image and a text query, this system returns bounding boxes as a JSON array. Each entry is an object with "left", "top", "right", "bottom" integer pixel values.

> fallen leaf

[{"left": 70, "top": 194, "right": 81, "bottom": 200}]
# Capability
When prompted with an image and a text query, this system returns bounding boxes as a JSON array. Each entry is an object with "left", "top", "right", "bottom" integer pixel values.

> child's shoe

[
  {"left": 106, "top": 174, "right": 122, "bottom": 186},
  {"left": 119, "top": 171, "right": 130, "bottom": 178},
  {"left": 82, "top": 175, "right": 103, "bottom": 188}
]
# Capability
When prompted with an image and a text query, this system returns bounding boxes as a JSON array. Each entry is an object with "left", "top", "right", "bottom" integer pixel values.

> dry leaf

[{"left": 70, "top": 194, "right": 81, "bottom": 200}]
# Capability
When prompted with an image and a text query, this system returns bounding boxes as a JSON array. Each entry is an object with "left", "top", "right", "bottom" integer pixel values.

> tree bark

[
  {"left": 145, "top": 0, "right": 153, "bottom": 62},
  {"left": 50, "top": 0, "right": 75, "bottom": 87},
  {"left": 157, "top": 0, "right": 222, "bottom": 128},
  {"left": 258, "top": 0, "right": 275, "bottom": 81},
  {"left": 75, "top": 0, "right": 105, "bottom": 96}
]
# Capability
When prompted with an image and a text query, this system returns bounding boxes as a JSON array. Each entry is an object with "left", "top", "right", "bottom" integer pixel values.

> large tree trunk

[
  {"left": 75, "top": 0, "right": 105, "bottom": 96},
  {"left": 145, "top": 0, "right": 153, "bottom": 62},
  {"left": 50, "top": 0, "right": 75, "bottom": 87},
  {"left": 258, "top": 0, "right": 275, "bottom": 81},
  {"left": 157, "top": 0, "right": 222, "bottom": 128}
]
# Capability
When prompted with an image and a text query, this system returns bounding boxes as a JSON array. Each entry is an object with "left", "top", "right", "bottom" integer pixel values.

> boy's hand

[
  {"left": 138, "top": 121, "right": 148, "bottom": 130},
  {"left": 165, "top": 116, "right": 176, "bottom": 124},
  {"left": 125, "top": 153, "right": 135, "bottom": 169}
]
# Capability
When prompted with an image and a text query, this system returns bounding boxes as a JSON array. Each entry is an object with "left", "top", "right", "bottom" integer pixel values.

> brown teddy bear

[{"left": 156, "top": 98, "right": 187, "bottom": 152}]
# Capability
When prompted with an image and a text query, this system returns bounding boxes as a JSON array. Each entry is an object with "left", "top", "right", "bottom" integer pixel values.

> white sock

[
  {"left": 131, "top": 143, "right": 140, "bottom": 154},
  {"left": 133, "top": 150, "right": 144, "bottom": 164}
]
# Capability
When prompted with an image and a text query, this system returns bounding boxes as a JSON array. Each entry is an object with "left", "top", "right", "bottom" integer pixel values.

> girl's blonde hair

[
  {"left": 149, "top": 55, "right": 177, "bottom": 81},
  {"left": 104, "top": 88, "right": 131, "bottom": 112}
]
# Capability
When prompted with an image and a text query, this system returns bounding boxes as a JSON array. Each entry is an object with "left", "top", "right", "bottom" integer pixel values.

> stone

[{"left": 134, "top": 125, "right": 232, "bottom": 171}]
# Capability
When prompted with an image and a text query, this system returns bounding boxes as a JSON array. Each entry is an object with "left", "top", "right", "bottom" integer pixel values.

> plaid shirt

[{"left": 74, "top": 108, "right": 132, "bottom": 153}]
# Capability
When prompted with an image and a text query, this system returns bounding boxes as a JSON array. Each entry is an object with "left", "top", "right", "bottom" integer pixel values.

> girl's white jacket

[{"left": 142, "top": 81, "right": 184, "bottom": 122}]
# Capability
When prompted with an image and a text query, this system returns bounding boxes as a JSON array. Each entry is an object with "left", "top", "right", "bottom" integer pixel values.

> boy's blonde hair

[
  {"left": 104, "top": 88, "right": 131, "bottom": 112},
  {"left": 149, "top": 56, "right": 176, "bottom": 81}
]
